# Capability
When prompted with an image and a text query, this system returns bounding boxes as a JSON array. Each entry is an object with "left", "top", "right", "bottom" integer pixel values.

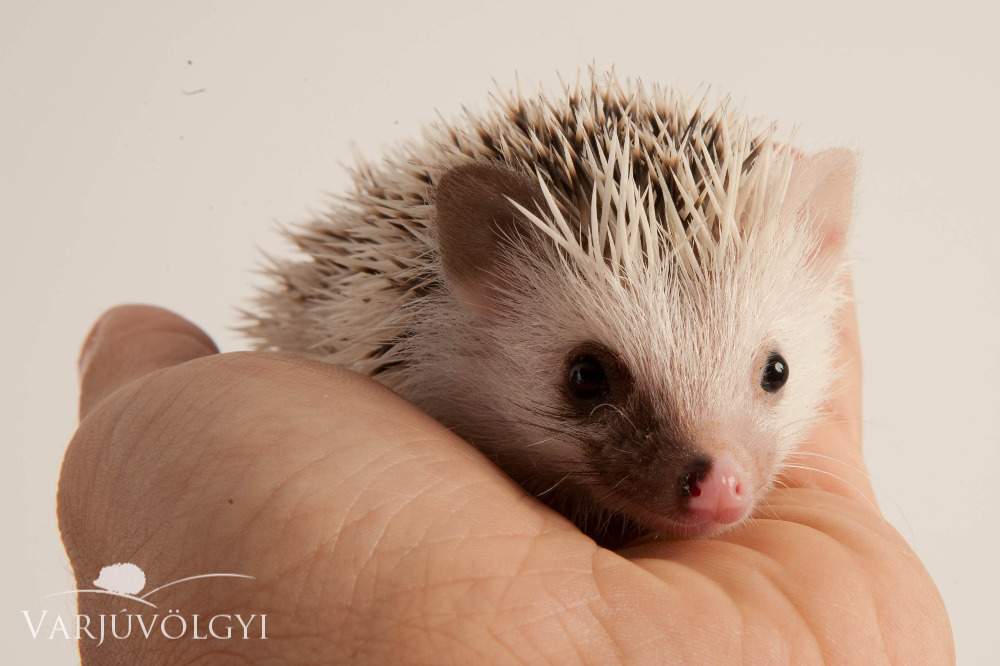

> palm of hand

[{"left": 59, "top": 304, "right": 952, "bottom": 664}]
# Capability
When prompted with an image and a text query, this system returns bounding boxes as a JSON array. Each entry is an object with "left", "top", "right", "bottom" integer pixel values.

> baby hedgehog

[{"left": 247, "top": 72, "right": 856, "bottom": 542}]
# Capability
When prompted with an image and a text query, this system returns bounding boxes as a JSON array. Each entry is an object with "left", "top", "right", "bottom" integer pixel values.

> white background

[{"left": 2, "top": 1, "right": 997, "bottom": 663}]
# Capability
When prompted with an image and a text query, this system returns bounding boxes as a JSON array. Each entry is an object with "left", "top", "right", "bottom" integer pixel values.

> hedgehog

[{"left": 246, "top": 71, "right": 856, "bottom": 543}]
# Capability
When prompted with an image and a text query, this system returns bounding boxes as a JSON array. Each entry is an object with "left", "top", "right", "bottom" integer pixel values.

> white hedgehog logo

[
  {"left": 45, "top": 562, "right": 254, "bottom": 608},
  {"left": 93, "top": 562, "right": 146, "bottom": 595}
]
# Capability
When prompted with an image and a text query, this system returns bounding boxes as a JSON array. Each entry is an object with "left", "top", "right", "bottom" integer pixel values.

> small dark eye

[
  {"left": 567, "top": 355, "right": 609, "bottom": 401},
  {"left": 761, "top": 353, "right": 789, "bottom": 393}
]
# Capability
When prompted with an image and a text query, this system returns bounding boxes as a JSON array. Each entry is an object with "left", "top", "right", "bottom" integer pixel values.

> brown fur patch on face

[{"left": 573, "top": 361, "right": 703, "bottom": 517}]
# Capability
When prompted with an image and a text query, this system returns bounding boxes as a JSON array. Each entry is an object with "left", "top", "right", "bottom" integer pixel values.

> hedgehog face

[
  {"left": 520, "top": 253, "right": 845, "bottom": 540},
  {"left": 433, "top": 248, "right": 836, "bottom": 541},
  {"left": 427, "top": 148, "right": 854, "bottom": 541}
]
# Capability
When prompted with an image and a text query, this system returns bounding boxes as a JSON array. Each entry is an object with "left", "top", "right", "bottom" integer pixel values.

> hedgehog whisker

[
  {"left": 778, "top": 463, "right": 878, "bottom": 512},
  {"left": 785, "top": 450, "right": 871, "bottom": 480}
]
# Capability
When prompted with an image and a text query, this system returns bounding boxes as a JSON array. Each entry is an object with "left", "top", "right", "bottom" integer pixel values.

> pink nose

[{"left": 686, "top": 455, "right": 749, "bottom": 524}]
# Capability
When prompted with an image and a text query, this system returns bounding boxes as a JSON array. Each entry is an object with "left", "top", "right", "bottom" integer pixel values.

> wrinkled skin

[{"left": 59, "top": 285, "right": 953, "bottom": 665}]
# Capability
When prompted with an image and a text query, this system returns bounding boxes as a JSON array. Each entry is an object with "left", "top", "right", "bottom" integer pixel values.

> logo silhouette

[{"left": 46, "top": 562, "right": 254, "bottom": 608}]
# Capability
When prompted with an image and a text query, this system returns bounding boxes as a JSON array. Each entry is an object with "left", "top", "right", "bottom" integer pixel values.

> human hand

[{"left": 59, "top": 296, "right": 953, "bottom": 664}]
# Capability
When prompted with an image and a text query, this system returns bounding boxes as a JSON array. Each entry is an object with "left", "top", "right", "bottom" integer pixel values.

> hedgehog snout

[{"left": 677, "top": 453, "right": 750, "bottom": 525}]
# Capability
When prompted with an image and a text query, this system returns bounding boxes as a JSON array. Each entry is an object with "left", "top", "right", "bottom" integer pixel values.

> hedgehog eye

[
  {"left": 761, "top": 353, "right": 789, "bottom": 393},
  {"left": 567, "top": 355, "right": 609, "bottom": 402}
]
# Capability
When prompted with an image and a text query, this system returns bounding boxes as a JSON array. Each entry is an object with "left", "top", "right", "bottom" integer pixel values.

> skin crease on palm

[{"left": 59, "top": 281, "right": 954, "bottom": 665}]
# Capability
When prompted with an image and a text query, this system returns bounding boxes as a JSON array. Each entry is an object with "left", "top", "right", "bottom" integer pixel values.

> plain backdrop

[{"left": 2, "top": 1, "right": 997, "bottom": 663}]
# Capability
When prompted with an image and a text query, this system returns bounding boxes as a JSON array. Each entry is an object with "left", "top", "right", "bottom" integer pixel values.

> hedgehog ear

[
  {"left": 435, "top": 162, "right": 544, "bottom": 312},
  {"left": 782, "top": 148, "right": 857, "bottom": 267}
]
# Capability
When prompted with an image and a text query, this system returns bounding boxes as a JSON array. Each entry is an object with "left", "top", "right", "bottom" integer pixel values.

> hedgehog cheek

[
  {"left": 782, "top": 147, "right": 857, "bottom": 275},
  {"left": 434, "top": 162, "right": 545, "bottom": 315}
]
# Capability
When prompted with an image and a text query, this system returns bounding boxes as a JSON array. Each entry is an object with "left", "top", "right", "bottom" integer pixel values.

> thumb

[{"left": 78, "top": 305, "right": 218, "bottom": 418}]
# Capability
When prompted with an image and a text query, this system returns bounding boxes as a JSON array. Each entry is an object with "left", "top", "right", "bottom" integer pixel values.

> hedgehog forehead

[
  {"left": 503, "top": 223, "right": 820, "bottom": 411},
  {"left": 556, "top": 267, "right": 764, "bottom": 390}
]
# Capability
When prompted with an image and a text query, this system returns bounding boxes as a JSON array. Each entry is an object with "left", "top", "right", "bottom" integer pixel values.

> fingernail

[{"left": 78, "top": 313, "right": 106, "bottom": 377}]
